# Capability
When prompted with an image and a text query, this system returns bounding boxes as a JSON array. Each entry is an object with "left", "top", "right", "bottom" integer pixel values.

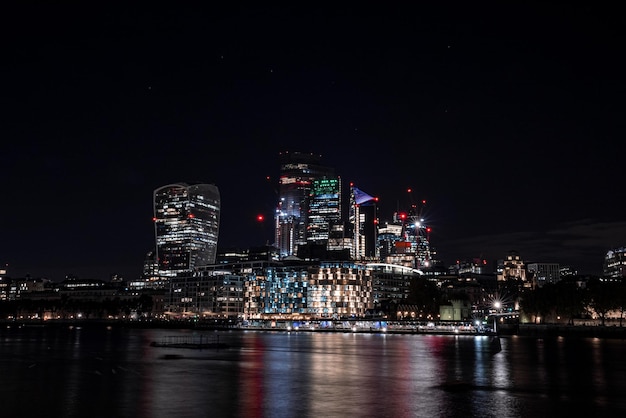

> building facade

[
  {"left": 496, "top": 250, "right": 530, "bottom": 287},
  {"left": 307, "top": 177, "right": 343, "bottom": 245},
  {"left": 349, "top": 185, "right": 378, "bottom": 260},
  {"left": 604, "top": 246, "right": 626, "bottom": 278},
  {"left": 527, "top": 262, "right": 561, "bottom": 287},
  {"left": 153, "top": 183, "right": 220, "bottom": 278},
  {"left": 166, "top": 260, "right": 410, "bottom": 319},
  {"left": 274, "top": 151, "right": 335, "bottom": 258},
  {"left": 306, "top": 261, "right": 372, "bottom": 318},
  {"left": 367, "top": 263, "right": 422, "bottom": 311}
]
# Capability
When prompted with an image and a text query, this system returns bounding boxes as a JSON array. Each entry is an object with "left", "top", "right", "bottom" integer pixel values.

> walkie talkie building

[{"left": 153, "top": 183, "right": 220, "bottom": 277}]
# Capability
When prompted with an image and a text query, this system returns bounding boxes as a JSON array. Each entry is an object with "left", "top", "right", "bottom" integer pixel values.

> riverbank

[{"left": 3, "top": 318, "right": 626, "bottom": 339}]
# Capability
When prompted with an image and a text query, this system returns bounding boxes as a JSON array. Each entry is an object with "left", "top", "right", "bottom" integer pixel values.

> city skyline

[{"left": 2, "top": 2, "right": 625, "bottom": 280}]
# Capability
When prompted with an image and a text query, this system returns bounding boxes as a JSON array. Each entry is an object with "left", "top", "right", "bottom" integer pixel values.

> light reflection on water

[{"left": 2, "top": 326, "right": 626, "bottom": 417}]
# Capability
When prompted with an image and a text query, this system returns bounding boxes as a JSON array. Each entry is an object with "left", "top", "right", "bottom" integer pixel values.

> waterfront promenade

[
  {"left": 4, "top": 317, "right": 626, "bottom": 338},
  {"left": 0, "top": 318, "right": 481, "bottom": 335}
]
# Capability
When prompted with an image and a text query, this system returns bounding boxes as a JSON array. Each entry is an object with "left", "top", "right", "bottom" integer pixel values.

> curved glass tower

[{"left": 153, "top": 183, "right": 220, "bottom": 277}]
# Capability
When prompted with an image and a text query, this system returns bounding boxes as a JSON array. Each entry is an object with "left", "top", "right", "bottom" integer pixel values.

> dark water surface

[{"left": 2, "top": 325, "right": 625, "bottom": 417}]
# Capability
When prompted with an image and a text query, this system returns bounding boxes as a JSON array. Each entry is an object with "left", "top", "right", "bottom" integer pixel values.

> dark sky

[{"left": 2, "top": 2, "right": 625, "bottom": 280}]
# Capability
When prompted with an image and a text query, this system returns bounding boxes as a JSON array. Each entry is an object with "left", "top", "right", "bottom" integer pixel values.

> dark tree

[
  {"left": 587, "top": 278, "right": 622, "bottom": 326},
  {"left": 407, "top": 276, "right": 441, "bottom": 318}
]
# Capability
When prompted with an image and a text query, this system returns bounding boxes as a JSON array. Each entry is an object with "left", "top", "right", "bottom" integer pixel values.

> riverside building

[{"left": 166, "top": 260, "right": 383, "bottom": 319}]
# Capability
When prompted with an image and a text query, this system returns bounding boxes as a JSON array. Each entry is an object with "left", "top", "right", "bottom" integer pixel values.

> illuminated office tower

[
  {"left": 153, "top": 183, "right": 220, "bottom": 277},
  {"left": 307, "top": 177, "right": 342, "bottom": 245},
  {"left": 349, "top": 184, "right": 377, "bottom": 260},
  {"left": 274, "top": 151, "right": 335, "bottom": 258}
]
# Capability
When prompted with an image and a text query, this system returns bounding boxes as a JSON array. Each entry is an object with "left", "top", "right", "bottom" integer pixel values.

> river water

[{"left": 2, "top": 324, "right": 625, "bottom": 417}]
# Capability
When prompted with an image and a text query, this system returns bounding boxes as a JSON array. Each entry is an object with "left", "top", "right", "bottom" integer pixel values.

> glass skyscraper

[
  {"left": 274, "top": 151, "right": 335, "bottom": 258},
  {"left": 307, "top": 177, "right": 342, "bottom": 244},
  {"left": 153, "top": 183, "right": 220, "bottom": 277}
]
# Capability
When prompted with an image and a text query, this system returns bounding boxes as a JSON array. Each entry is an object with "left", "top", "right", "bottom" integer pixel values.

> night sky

[{"left": 2, "top": 2, "right": 624, "bottom": 280}]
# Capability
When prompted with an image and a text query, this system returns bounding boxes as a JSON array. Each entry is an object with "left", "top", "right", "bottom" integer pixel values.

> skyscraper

[
  {"left": 274, "top": 151, "right": 335, "bottom": 258},
  {"left": 307, "top": 177, "right": 342, "bottom": 245},
  {"left": 153, "top": 183, "right": 220, "bottom": 277},
  {"left": 349, "top": 184, "right": 378, "bottom": 260}
]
